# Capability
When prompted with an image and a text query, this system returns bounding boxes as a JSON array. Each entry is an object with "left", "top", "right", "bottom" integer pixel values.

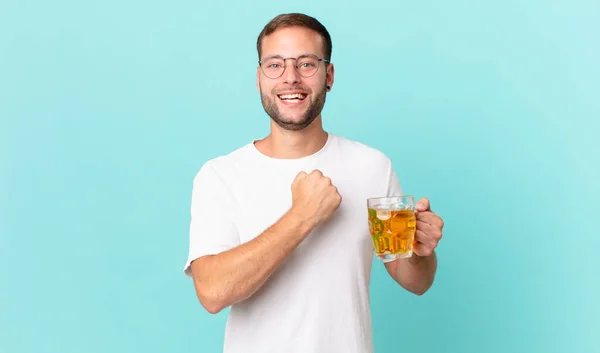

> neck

[{"left": 254, "top": 115, "right": 328, "bottom": 159}]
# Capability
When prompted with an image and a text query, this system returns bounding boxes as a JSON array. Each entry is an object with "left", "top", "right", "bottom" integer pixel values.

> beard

[{"left": 259, "top": 83, "right": 327, "bottom": 131}]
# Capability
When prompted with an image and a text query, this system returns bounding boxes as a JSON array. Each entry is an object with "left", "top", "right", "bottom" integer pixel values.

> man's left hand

[{"left": 413, "top": 198, "right": 444, "bottom": 257}]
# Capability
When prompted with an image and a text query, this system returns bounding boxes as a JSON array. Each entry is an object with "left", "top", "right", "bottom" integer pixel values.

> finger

[
  {"left": 416, "top": 220, "right": 441, "bottom": 235},
  {"left": 414, "top": 229, "right": 439, "bottom": 248},
  {"left": 416, "top": 197, "right": 430, "bottom": 212},
  {"left": 295, "top": 171, "right": 307, "bottom": 180},
  {"left": 415, "top": 222, "right": 443, "bottom": 242},
  {"left": 415, "top": 221, "right": 435, "bottom": 235},
  {"left": 416, "top": 212, "right": 444, "bottom": 228},
  {"left": 292, "top": 171, "right": 308, "bottom": 186},
  {"left": 413, "top": 241, "right": 434, "bottom": 257},
  {"left": 310, "top": 169, "right": 323, "bottom": 177}
]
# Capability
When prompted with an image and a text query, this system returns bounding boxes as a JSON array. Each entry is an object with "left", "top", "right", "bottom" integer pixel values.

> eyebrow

[
  {"left": 261, "top": 53, "right": 317, "bottom": 61},
  {"left": 261, "top": 55, "right": 284, "bottom": 61}
]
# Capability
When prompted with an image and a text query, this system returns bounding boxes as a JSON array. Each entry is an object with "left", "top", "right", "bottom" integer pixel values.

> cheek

[
  {"left": 313, "top": 75, "right": 328, "bottom": 91},
  {"left": 258, "top": 83, "right": 273, "bottom": 96},
  {"left": 258, "top": 77, "right": 273, "bottom": 91}
]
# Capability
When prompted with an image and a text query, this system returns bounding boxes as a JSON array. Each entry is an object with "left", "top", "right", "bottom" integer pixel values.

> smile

[{"left": 277, "top": 93, "right": 307, "bottom": 103}]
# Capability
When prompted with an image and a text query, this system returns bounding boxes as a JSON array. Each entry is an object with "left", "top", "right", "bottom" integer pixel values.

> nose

[{"left": 282, "top": 59, "right": 301, "bottom": 85}]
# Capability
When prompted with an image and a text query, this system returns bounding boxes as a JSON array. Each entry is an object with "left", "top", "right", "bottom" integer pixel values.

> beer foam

[{"left": 372, "top": 203, "right": 409, "bottom": 212}]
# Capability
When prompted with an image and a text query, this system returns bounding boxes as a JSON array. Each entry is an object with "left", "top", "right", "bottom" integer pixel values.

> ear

[
  {"left": 256, "top": 67, "right": 260, "bottom": 92},
  {"left": 326, "top": 63, "right": 335, "bottom": 91}
]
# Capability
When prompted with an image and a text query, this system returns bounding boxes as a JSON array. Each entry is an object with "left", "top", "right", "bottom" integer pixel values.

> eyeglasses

[{"left": 258, "top": 54, "right": 330, "bottom": 79}]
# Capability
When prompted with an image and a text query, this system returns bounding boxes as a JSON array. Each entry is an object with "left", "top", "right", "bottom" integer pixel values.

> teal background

[{"left": 1, "top": 0, "right": 598, "bottom": 352}]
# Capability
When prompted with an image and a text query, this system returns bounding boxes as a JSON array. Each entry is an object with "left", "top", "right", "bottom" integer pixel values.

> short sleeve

[
  {"left": 386, "top": 160, "right": 403, "bottom": 197},
  {"left": 183, "top": 161, "right": 240, "bottom": 278}
]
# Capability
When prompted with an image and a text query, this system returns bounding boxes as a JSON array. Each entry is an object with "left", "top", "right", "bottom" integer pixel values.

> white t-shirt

[{"left": 184, "top": 133, "right": 402, "bottom": 353}]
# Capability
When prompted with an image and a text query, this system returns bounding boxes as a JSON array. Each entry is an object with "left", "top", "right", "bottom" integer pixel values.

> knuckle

[{"left": 295, "top": 171, "right": 306, "bottom": 182}]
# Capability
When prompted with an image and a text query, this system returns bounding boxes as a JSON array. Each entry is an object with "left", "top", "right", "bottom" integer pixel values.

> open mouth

[{"left": 277, "top": 93, "right": 307, "bottom": 103}]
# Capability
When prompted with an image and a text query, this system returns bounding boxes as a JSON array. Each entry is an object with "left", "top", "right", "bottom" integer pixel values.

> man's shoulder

[
  {"left": 332, "top": 133, "right": 392, "bottom": 163},
  {"left": 193, "top": 142, "right": 254, "bottom": 180}
]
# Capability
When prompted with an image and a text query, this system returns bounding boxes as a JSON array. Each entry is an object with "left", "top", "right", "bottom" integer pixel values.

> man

[{"left": 183, "top": 13, "right": 444, "bottom": 353}]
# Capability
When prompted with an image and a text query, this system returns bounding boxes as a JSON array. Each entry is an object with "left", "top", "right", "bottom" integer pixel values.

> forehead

[{"left": 260, "top": 26, "right": 325, "bottom": 59}]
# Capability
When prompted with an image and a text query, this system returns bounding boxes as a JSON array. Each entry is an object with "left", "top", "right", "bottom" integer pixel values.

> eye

[{"left": 298, "top": 62, "right": 316, "bottom": 68}]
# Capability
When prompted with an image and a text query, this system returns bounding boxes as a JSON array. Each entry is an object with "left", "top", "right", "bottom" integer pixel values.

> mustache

[{"left": 272, "top": 86, "right": 311, "bottom": 95}]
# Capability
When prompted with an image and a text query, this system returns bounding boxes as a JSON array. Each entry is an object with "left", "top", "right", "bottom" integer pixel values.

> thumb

[{"left": 416, "top": 197, "right": 430, "bottom": 212}]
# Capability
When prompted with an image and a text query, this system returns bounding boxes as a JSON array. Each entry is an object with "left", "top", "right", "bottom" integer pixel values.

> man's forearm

[
  {"left": 190, "top": 209, "right": 315, "bottom": 314},
  {"left": 385, "top": 250, "right": 437, "bottom": 295}
]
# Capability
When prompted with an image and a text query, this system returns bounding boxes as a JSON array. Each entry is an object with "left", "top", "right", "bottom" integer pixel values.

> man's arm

[
  {"left": 190, "top": 170, "right": 341, "bottom": 314},
  {"left": 384, "top": 251, "right": 437, "bottom": 295},
  {"left": 190, "top": 209, "right": 314, "bottom": 313}
]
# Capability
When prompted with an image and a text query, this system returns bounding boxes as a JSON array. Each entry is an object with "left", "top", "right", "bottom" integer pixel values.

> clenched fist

[{"left": 290, "top": 170, "right": 342, "bottom": 228}]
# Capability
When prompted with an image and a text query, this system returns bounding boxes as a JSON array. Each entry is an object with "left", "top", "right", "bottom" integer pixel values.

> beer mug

[{"left": 367, "top": 195, "right": 416, "bottom": 260}]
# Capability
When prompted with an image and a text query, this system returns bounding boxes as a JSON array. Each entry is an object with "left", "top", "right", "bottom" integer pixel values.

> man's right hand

[{"left": 290, "top": 170, "right": 342, "bottom": 228}]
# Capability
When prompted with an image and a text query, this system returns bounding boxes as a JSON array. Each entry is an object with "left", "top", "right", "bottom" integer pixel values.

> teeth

[{"left": 279, "top": 94, "right": 306, "bottom": 99}]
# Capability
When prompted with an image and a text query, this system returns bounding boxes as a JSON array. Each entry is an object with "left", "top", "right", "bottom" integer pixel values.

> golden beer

[{"left": 367, "top": 197, "right": 416, "bottom": 260}]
